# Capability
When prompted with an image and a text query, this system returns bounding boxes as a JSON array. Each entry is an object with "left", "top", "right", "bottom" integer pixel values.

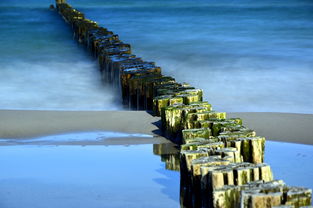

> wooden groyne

[{"left": 55, "top": 1, "right": 312, "bottom": 207}]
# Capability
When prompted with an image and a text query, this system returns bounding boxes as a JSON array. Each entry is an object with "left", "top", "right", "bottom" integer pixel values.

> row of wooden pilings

[{"left": 55, "top": 1, "right": 312, "bottom": 207}]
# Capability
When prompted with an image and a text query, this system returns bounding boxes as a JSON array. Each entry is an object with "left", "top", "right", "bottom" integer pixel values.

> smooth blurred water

[
  {"left": 1, "top": 0, "right": 313, "bottom": 112},
  {"left": 0, "top": 1, "right": 121, "bottom": 110},
  {"left": 72, "top": 0, "right": 313, "bottom": 113}
]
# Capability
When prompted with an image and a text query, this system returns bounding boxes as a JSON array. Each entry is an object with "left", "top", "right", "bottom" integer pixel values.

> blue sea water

[
  {"left": 1, "top": 0, "right": 313, "bottom": 112},
  {"left": 0, "top": 0, "right": 121, "bottom": 110}
]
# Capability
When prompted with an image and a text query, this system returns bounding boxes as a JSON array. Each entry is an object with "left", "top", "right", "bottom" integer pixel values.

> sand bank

[
  {"left": 0, "top": 110, "right": 168, "bottom": 145},
  {"left": 0, "top": 110, "right": 312, "bottom": 145},
  {"left": 229, "top": 112, "right": 313, "bottom": 145}
]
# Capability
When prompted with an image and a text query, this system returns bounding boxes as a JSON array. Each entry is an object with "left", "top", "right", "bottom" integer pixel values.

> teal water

[
  {"left": 0, "top": 1, "right": 121, "bottom": 110},
  {"left": 1, "top": 0, "right": 313, "bottom": 112}
]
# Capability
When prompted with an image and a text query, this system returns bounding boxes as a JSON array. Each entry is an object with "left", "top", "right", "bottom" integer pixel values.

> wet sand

[
  {"left": 0, "top": 110, "right": 312, "bottom": 145},
  {"left": 229, "top": 112, "right": 313, "bottom": 145},
  {"left": 0, "top": 110, "right": 168, "bottom": 144}
]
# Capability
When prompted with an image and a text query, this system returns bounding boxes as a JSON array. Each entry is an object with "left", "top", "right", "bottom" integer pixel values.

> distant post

[
  {"left": 56, "top": 0, "right": 66, "bottom": 3},
  {"left": 55, "top": 0, "right": 67, "bottom": 10}
]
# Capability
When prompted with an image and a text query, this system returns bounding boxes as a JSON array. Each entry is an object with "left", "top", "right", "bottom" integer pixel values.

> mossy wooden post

[
  {"left": 235, "top": 166, "right": 252, "bottom": 185},
  {"left": 99, "top": 44, "right": 132, "bottom": 84},
  {"left": 212, "top": 186, "right": 241, "bottom": 208},
  {"left": 143, "top": 76, "right": 175, "bottom": 110},
  {"left": 180, "top": 150, "right": 209, "bottom": 208},
  {"left": 219, "top": 128, "right": 256, "bottom": 140},
  {"left": 155, "top": 83, "right": 178, "bottom": 96},
  {"left": 109, "top": 54, "right": 136, "bottom": 89},
  {"left": 191, "top": 157, "right": 230, "bottom": 208},
  {"left": 184, "top": 113, "right": 204, "bottom": 129},
  {"left": 182, "top": 128, "right": 211, "bottom": 144},
  {"left": 250, "top": 137, "right": 265, "bottom": 163},
  {"left": 184, "top": 111, "right": 225, "bottom": 130},
  {"left": 163, "top": 104, "right": 209, "bottom": 142},
  {"left": 175, "top": 89, "right": 203, "bottom": 104},
  {"left": 161, "top": 98, "right": 185, "bottom": 128},
  {"left": 106, "top": 44, "right": 131, "bottom": 83},
  {"left": 134, "top": 74, "right": 162, "bottom": 110},
  {"left": 103, "top": 43, "right": 132, "bottom": 82},
  {"left": 129, "top": 73, "right": 158, "bottom": 110},
  {"left": 129, "top": 75, "right": 141, "bottom": 109},
  {"left": 240, "top": 190, "right": 283, "bottom": 208},
  {"left": 285, "top": 187, "right": 312, "bottom": 207},
  {"left": 120, "top": 63, "right": 161, "bottom": 108},
  {"left": 163, "top": 104, "right": 183, "bottom": 140},
  {"left": 178, "top": 94, "right": 200, "bottom": 105},
  {"left": 211, "top": 120, "right": 238, "bottom": 136},
  {"left": 189, "top": 101, "right": 212, "bottom": 111},
  {"left": 257, "top": 163, "right": 274, "bottom": 182},
  {"left": 111, "top": 57, "right": 141, "bottom": 100},
  {"left": 153, "top": 95, "right": 172, "bottom": 116},
  {"left": 55, "top": 0, "right": 66, "bottom": 9},
  {"left": 215, "top": 147, "right": 243, "bottom": 163},
  {"left": 181, "top": 141, "right": 224, "bottom": 151}
]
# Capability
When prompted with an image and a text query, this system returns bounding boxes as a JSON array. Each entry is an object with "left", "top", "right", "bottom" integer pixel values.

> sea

[{"left": 0, "top": 0, "right": 313, "bottom": 112}]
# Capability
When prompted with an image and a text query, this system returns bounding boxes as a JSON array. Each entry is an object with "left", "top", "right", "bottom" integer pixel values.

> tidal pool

[
  {"left": 0, "top": 144, "right": 180, "bottom": 208},
  {"left": 265, "top": 141, "right": 313, "bottom": 190},
  {"left": 0, "top": 133, "right": 312, "bottom": 208}
]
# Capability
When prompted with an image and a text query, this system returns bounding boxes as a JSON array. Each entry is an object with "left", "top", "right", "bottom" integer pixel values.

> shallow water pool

[
  {"left": 266, "top": 141, "right": 313, "bottom": 190},
  {"left": 0, "top": 144, "right": 180, "bottom": 208},
  {"left": 0, "top": 134, "right": 312, "bottom": 208}
]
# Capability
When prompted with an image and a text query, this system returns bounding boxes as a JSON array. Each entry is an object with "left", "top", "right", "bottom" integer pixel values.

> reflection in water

[
  {"left": 153, "top": 143, "right": 203, "bottom": 207},
  {"left": 153, "top": 143, "right": 197, "bottom": 207},
  {"left": 154, "top": 141, "right": 313, "bottom": 208},
  {"left": 153, "top": 143, "right": 180, "bottom": 171},
  {"left": 153, "top": 143, "right": 187, "bottom": 207}
]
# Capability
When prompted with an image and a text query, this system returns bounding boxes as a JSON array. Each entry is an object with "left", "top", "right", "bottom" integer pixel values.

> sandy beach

[
  {"left": 229, "top": 112, "right": 313, "bottom": 145},
  {"left": 0, "top": 110, "right": 312, "bottom": 145},
  {"left": 0, "top": 110, "right": 170, "bottom": 145}
]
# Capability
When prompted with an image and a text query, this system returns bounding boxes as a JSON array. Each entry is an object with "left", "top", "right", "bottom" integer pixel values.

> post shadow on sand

[
  {"left": 151, "top": 119, "right": 183, "bottom": 144},
  {"left": 151, "top": 120, "right": 164, "bottom": 137}
]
